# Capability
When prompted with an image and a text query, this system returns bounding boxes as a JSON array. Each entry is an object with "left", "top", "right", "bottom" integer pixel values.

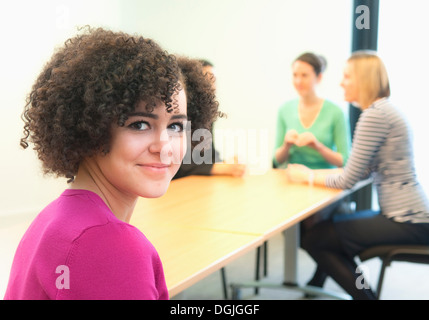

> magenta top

[{"left": 4, "top": 189, "right": 168, "bottom": 300}]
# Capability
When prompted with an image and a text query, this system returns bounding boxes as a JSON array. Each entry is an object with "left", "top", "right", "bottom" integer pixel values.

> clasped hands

[{"left": 284, "top": 129, "right": 319, "bottom": 149}]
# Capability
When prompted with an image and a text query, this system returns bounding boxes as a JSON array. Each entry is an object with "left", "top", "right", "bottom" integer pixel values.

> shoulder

[
  {"left": 372, "top": 98, "right": 408, "bottom": 131},
  {"left": 59, "top": 222, "right": 165, "bottom": 299},
  {"left": 320, "top": 100, "right": 347, "bottom": 126},
  {"left": 322, "top": 100, "right": 344, "bottom": 115},
  {"left": 54, "top": 189, "right": 158, "bottom": 259},
  {"left": 362, "top": 99, "right": 391, "bottom": 121},
  {"left": 70, "top": 221, "right": 157, "bottom": 261},
  {"left": 371, "top": 98, "right": 401, "bottom": 118},
  {"left": 357, "top": 102, "right": 391, "bottom": 133},
  {"left": 41, "top": 189, "right": 122, "bottom": 242}
]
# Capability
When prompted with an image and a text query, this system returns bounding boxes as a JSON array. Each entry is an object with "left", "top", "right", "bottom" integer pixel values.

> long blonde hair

[{"left": 348, "top": 51, "right": 390, "bottom": 109}]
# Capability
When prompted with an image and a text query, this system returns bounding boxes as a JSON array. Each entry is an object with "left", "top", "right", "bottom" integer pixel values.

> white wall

[
  {"left": 0, "top": 0, "right": 353, "bottom": 217},
  {"left": 0, "top": 0, "right": 138, "bottom": 218},
  {"left": 378, "top": 0, "right": 429, "bottom": 195},
  {"left": 134, "top": 0, "right": 353, "bottom": 172}
]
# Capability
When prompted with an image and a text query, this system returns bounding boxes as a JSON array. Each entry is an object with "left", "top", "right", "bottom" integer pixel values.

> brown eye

[{"left": 129, "top": 121, "right": 150, "bottom": 131}]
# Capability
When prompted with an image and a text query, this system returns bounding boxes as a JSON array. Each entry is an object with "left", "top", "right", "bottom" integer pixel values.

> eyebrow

[{"left": 127, "top": 112, "right": 187, "bottom": 120}]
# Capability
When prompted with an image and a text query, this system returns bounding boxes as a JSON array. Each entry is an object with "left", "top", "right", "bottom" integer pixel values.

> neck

[
  {"left": 70, "top": 160, "right": 137, "bottom": 223},
  {"left": 299, "top": 92, "right": 320, "bottom": 107}
]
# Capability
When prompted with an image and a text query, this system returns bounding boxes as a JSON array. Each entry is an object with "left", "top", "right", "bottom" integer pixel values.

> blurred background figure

[
  {"left": 274, "top": 52, "right": 351, "bottom": 292},
  {"left": 173, "top": 59, "right": 246, "bottom": 180}
]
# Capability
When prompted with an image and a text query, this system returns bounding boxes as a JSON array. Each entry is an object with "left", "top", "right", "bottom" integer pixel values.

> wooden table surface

[
  {"left": 132, "top": 169, "right": 344, "bottom": 238},
  {"left": 130, "top": 169, "right": 358, "bottom": 297}
]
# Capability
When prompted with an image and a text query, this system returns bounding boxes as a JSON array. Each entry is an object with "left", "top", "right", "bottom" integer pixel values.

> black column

[
  {"left": 350, "top": 0, "right": 379, "bottom": 137},
  {"left": 350, "top": 0, "right": 379, "bottom": 211}
]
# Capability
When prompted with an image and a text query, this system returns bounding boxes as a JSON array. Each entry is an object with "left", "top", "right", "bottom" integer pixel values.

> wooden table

[
  {"left": 136, "top": 223, "right": 262, "bottom": 297},
  {"left": 133, "top": 170, "right": 344, "bottom": 236},
  {"left": 130, "top": 169, "right": 370, "bottom": 298}
]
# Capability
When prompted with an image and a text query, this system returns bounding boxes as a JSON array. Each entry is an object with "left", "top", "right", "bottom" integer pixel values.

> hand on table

[
  {"left": 286, "top": 163, "right": 312, "bottom": 184},
  {"left": 211, "top": 156, "right": 247, "bottom": 177}
]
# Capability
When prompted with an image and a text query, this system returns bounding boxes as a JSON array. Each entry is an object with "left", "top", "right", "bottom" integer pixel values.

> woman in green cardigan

[
  {"left": 274, "top": 52, "right": 350, "bottom": 292},
  {"left": 274, "top": 53, "right": 350, "bottom": 169}
]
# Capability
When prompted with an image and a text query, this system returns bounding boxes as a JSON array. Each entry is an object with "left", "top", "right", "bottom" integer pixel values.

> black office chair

[{"left": 358, "top": 245, "right": 429, "bottom": 299}]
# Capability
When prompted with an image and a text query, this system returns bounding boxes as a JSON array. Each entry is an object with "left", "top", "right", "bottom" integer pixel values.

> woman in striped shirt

[{"left": 287, "top": 51, "right": 429, "bottom": 299}]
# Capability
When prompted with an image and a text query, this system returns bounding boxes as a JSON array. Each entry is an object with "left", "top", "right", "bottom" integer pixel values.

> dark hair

[
  {"left": 177, "top": 57, "right": 223, "bottom": 144},
  {"left": 20, "top": 26, "right": 183, "bottom": 182},
  {"left": 294, "top": 52, "right": 327, "bottom": 76}
]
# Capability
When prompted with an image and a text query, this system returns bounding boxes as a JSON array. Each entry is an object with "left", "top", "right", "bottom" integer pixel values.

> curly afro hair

[
  {"left": 176, "top": 57, "right": 223, "bottom": 146},
  {"left": 20, "top": 27, "right": 219, "bottom": 182}
]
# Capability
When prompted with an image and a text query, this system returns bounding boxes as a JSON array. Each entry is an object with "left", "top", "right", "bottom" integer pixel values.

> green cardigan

[{"left": 274, "top": 99, "right": 350, "bottom": 169}]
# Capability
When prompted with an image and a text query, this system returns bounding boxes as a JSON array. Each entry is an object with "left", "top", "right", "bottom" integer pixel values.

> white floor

[{"left": 1, "top": 212, "right": 429, "bottom": 300}]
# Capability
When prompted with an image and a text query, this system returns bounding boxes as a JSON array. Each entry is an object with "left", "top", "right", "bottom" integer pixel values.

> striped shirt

[{"left": 326, "top": 98, "right": 429, "bottom": 223}]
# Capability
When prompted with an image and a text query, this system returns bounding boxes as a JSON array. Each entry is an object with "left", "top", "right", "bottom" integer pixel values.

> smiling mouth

[
  {"left": 139, "top": 163, "right": 171, "bottom": 168},
  {"left": 147, "top": 163, "right": 170, "bottom": 166},
  {"left": 137, "top": 163, "right": 172, "bottom": 174}
]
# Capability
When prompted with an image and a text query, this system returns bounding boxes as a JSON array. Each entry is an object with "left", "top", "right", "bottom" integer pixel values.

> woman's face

[
  {"left": 95, "top": 88, "right": 187, "bottom": 199},
  {"left": 292, "top": 60, "right": 321, "bottom": 97},
  {"left": 340, "top": 62, "right": 359, "bottom": 104}
]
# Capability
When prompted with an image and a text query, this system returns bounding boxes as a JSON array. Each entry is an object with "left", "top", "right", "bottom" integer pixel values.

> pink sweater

[{"left": 4, "top": 189, "right": 168, "bottom": 300}]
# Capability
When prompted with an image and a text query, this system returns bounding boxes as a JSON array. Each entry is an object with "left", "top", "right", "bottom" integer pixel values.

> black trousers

[{"left": 301, "top": 210, "right": 429, "bottom": 300}]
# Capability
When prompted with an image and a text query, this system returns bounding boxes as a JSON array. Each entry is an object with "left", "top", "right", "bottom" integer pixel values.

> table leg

[
  {"left": 283, "top": 224, "right": 299, "bottom": 285},
  {"left": 231, "top": 223, "right": 351, "bottom": 300}
]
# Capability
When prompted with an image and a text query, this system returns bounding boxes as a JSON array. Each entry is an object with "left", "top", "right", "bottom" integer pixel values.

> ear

[{"left": 316, "top": 73, "right": 323, "bottom": 84}]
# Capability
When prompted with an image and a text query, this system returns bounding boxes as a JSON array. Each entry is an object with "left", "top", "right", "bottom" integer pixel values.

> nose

[
  {"left": 294, "top": 76, "right": 304, "bottom": 88},
  {"left": 149, "top": 130, "right": 173, "bottom": 162}
]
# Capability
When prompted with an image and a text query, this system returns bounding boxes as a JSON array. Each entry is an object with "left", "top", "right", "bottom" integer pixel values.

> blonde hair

[{"left": 348, "top": 51, "right": 390, "bottom": 109}]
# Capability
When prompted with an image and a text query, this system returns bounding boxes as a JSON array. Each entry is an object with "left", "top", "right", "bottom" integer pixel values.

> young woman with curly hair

[{"left": 4, "top": 27, "right": 220, "bottom": 300}]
